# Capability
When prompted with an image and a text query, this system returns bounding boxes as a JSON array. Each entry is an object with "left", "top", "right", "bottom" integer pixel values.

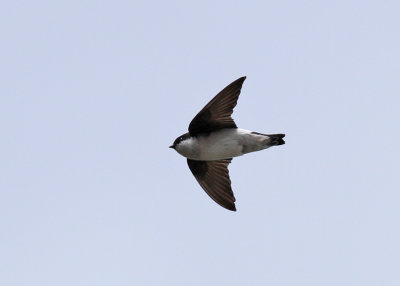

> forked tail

[
  {"left": 251, "top": 132, "right": 286, "bottom": 147},
  {"left": 268, "top": 134, "right": 285, "bottom": 146}
]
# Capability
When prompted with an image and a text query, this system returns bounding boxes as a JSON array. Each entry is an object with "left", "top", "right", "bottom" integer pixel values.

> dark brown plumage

[
  {"left": 187, "top": 159, "right": 236, "bottom": 211},
  {"left": 188, "top": 76, "right": 246, "bottom": 136}
]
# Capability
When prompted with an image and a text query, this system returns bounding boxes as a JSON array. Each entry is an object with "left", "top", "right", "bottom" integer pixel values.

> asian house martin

[{"left": 170, "top": 76, "right": 285, "bottom": 211}]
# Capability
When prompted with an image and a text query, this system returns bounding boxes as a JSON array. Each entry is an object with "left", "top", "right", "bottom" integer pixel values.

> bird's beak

[{"left": 169, "top": 145, "right": 174, "bottom": 149}]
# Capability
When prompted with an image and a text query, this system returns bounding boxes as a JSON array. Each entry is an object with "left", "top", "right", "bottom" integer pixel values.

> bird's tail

[
  {"left": 251, "top": 132, "right": 286, "bottom": 146},
  {"left": 268, "top": 134, "right": 285, "bottom": 146}
]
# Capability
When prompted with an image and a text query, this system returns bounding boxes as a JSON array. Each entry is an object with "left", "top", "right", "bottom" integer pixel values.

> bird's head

[{"left": 169, "top": 132, "right": 191, "bottom": 152}]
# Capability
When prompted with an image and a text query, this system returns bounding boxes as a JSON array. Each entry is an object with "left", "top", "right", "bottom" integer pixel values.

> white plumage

[{"left": 175, "top": 128, "right": 274, "bottom": 161}]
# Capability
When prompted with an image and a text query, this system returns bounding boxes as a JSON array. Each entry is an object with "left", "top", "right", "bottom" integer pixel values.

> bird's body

[
  {"left": 170, "top": 76, "right": 285, "bottom": 211},
  {"left": 175, "top": 128, "right": 284, "bottom": 161}
]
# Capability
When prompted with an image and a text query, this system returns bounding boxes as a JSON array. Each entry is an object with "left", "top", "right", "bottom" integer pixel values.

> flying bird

[{"left": 170, "top": 76, "right": 285, "bottom": 211}]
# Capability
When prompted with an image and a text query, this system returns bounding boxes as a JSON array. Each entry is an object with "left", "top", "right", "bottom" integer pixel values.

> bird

[{"left": 169, "top": 76, "right": 285, "bottom": 211}]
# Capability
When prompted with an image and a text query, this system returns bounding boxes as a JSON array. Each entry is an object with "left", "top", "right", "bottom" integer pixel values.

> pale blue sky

[{"left": 1, "top": 1, "right": 400, "bottom": 285}]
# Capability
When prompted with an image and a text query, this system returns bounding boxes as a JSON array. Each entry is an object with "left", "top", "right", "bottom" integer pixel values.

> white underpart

[{"left": 176, "top": 128, "right": 273, "bottom": 161}]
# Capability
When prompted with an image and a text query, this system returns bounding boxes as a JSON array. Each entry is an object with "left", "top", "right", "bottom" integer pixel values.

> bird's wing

[
  {"left": 188, "top": 76, "right": 246, "bottom": 136},
  {"left": 187, "top": 158, "right": 236, "bottom": 211}
]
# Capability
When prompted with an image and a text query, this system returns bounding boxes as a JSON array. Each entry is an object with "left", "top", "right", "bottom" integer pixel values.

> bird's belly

[
  {"left": 199, "top": 143, "right": 243, "bottom": 160},
  {"left": 195, "top": 133, "right": 244, "bottom": 161},
  {"left": 187, "top": 129, "right": 273, "bottom": 161}
]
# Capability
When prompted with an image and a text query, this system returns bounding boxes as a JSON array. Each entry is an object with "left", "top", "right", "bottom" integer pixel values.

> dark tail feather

[
  {"left": 268, "top": 134, "right": 285, "bottom": 146},
  {"left": 251, "top": 132, "right": 286, "bottom": 146}
]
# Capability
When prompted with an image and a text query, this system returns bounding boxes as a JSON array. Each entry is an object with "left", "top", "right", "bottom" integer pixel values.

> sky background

[{"left": 1, "top": 1, "right": 400, "bottom": 285}]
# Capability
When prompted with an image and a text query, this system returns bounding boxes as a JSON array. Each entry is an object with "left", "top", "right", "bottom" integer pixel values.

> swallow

[{"left": 170, "top": 76, "right": 285, "bottom": 211}]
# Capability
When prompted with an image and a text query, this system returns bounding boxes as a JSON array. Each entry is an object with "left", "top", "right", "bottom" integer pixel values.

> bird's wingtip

[{"left": 225, "top": 204, "right": 237, "bottom": 212}]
